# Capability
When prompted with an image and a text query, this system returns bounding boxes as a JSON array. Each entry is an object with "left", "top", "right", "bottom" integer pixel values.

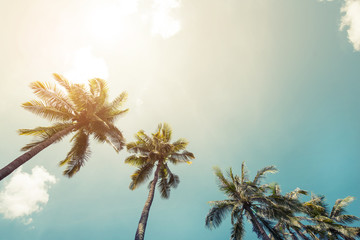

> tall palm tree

[
  {"left": 303, "top": 194, "right": 360, "bottom": 239},
  {"left": 0, "top": 73, "right": 128, "bottom": 180},
  {"left": 205, "top": 162, "right": 285, "bottom": 240},
  {"left": 125, "top": 123, "right": 195, "bottom": 240}
]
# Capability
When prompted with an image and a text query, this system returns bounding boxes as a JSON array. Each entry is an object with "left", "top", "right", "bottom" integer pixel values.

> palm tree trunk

[
  {"left": 0, "top": 126, "right": 74, "bottom": 181},
  {"left": 244, "top": 205, "right": 271, "bottom": 240},
  {"left": 134, "top": 164, "right": 160, "bottom": 240}
]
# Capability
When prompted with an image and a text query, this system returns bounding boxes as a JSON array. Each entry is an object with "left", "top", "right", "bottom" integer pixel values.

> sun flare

[{"left": 64, "top": 46, "right": 109, "bottom": 84}]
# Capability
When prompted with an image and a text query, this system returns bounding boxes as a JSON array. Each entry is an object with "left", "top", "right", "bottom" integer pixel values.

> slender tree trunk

[
  {"left": 244, "top": 205, "right": 271, "bottom": 240},
  {"left": 134, "top": 164, "right": 160, "bottom": 240},
  {"left": 0, "top": 126, "right": 74, "bottom": 181}
]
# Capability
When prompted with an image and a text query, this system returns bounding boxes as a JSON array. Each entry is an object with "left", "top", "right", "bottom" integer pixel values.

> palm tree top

[
  {"left": 125, "top": 123, "right": 194, "bottom": 194},
  {"left": 19, "top": 73, "right": 128, "bottom": 177}
]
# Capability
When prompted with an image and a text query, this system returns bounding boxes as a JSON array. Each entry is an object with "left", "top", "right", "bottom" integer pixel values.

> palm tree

[
  {"left": 303, "top": 194, "right": 360, "bottom": 239},
  {"left": 0, "top": 73, "right": 128, "bottom": 180},
  {"left": 205, "top": 162, "right": 285, "bottom": 240},
  {"left": 125, "top": 123, "right": 195, "bottom": 240},
  {"left": 268, "top": 184, "right": 310, "bottom": 240}
]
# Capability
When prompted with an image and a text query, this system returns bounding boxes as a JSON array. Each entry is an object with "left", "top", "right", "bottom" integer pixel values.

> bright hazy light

[
  {"left": 85, "top": 0, "right": 139, "bottom": 42},
  {"left": 151, "top": 0, "right": 181, "bottom": 38},
  {"left": 64, "top": 46, "right": 109, "bottom": 84}
]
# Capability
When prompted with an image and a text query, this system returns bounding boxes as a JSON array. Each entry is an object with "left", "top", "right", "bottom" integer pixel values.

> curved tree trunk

[
  {"left": 134, "top": 164, "right": 160, "bottom": 240},
  {"left": 0, "top": 126, "right": 74, "bottom": 181},
  {"left": 244, "top": 205, "right": 271, "bottom": 240}
]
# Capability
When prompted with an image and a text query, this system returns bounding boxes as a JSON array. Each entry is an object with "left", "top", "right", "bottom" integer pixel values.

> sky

[{"left": 0, "top": 0, "right": 360, "bottom": 239}]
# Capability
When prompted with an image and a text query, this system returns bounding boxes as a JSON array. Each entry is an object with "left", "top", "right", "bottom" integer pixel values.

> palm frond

[
  {"left": 160, "top": 123, "right": 172, "bottom": 142},
  {"left": 168, "top": 151, "right": 195, "bottom": 164},
  {"left": 29, "top": 81, "right": 75, "bottom": 113},
  {"left": 53, "top": 73, "right": 71, "bottom": 91},
  {"left": 109, "top": 91, "right": 128, "bottom": 110},
  {"left": 68, "top": 83, "right": 93, "bottom": 112},
  {"left": 103, "top": 124, "right": 125, "bottom": 152},
  {"left": 330, "top": 196, "right": 355, "bottom": 218},
  {"left": 61, "top": 129, "right": 91, "bottom": 177},
  {"left": 158, "top": 166, "right": 171, "bottom": 199},
  {"left": 286, "top": 188, "right": 308, "bottom": 200},
  {"left": 213, "top": 167, "right": 237, "bottom": 196},
  {"left": 231, "top": 215, "right": 245, "bottom": 240},
  {"left": 253, "top": 165, "right": 278, "bottom": 185},
  {"left": 19, "top": 123, "right": 74, "bottom": 151},
  {"left": 171, "top": 138, "right": 189, "bottom": 152},
  {"left": 334, "top": 214, "right": 360, "bottom": 224},
  {"left": 125, "top": 155, "right": 148, "bottom": 166},
  {"left": 89, "top": 78, "right": 108, "bottom": 109},
  {"left": 129, "top": 163, "right": 154, "bottom": 190},
  {"left": 241, "top": 162, "right": 249, "bottom": 184},
  {"left": 22, "top": 100, "right": 74, "bottom": 121},
  {"left": 205, "top": 201, "right": 233, "bottom": 229}
]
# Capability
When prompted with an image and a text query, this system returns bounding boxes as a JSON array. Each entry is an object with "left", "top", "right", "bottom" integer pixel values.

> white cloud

[
  {"left": 340, "top": 0, "right": 360, "bottom": 51},
  {"left": 151, "top": 0, "right": 181, "bottom": 38},
  {"left": 0, "top": 166, "right": 56, "bottom": 224}
]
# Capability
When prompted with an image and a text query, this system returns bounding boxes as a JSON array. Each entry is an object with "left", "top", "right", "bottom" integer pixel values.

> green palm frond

[
  {"left": 129, "top": 163, "right": 154, "bottom": 190},
  {"left": 109, "top": 91, "right": 128, "bottom": 110},
  {"left": 255, "top": 213, "right": 282, "bottom": 240},
  {"left": 253, "top": 165, "right": 278, "bottom": 185},
  {"left": 108, "top": 109, "right": 129, "bottom": 121},
  {"left": 330, "top": 196, "right": 355, "bottom": 218},
  {"left": 168, "top": 151, "right": 194, "bottom": 164},
  {"left": 104, "top": 125, "right": 125, "bottom": 152},
  {"left": 240, "top": 162, "right": 249, "bottom": 184},
  {"left": 206, "top": 201, "right": 234, "bottom": 229},
  {"left": 158, "top": 166, "right": 171, "bottom": 199},
  {"left": 231, "top": 215, "right": 245, "bottom": 240},
  {"left": 213, "top": 167, "right": 237, "bottom": 196},
  {"left": 334, "top": 214, "right": 359, "bottom": 224},
  {"left": 171, "top": 138, "right": 189, "bottom": 152},
  {"left": 19, "top": 123, "right": 74, "bottom": 151},
  {"left": 159, "top": 122, "right": 172, "bottom": 142},
  {"left": 68, "top": 83, "right": 93, "bottom": 112},
  {"left": 125, "top": 155, "right": 148, "bottom": 166},
  {"left": 22, "top": 100, "right": 74, "bottom": 121},
  {"left": 127, "top": 143, "right": 149, "bottom": 155},
  {"left": 61, "top": 129, "right": 91, "bottom": 177},
  {"left": 29, "top": 81, "right": 75, "bottom": 113},
  {"left": 286, "top": 188, "right": 308, "bottom": 200},
  {"left": 135, "top": 130, "right": 153, "bottom": 146},
  {"left": 89, "top": 78, "right": 108, "bottom": 109}
]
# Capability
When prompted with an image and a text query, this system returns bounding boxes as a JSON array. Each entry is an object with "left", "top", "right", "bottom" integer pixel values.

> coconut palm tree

[
  {"left": 125, "top": 123, "right": 195, "bottom": 240},
  {"left": 205, "top": 162, "right": 284, "bottom": 240},
  {"left": 303, "top": 194, "right": 360, "bottom": 239},
  {"left": 268, "top": 184, "right": 310, "bottom": 240},
  {"left": 0, "top": 73, "right": 128, "bottom": 180}
]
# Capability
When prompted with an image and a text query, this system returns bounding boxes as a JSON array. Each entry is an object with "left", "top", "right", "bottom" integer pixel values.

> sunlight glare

[
  {"left": 151, "top": 0, "right": 181, "bottom": 38},
  {"left": 64, "top": 46, "right": 109, "bottom": 84},
  {"left": 85, "top": 0, "right": 139, "bottom": 42}
]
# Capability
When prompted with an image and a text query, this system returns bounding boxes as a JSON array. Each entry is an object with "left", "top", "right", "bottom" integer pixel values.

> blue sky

[{"left": 0, "top": 0, "right": 360, "bottom": 239}]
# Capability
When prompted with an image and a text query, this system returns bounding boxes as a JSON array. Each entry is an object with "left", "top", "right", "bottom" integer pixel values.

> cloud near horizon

[
  {"left": 0, "top": 166, "right": 56, "bottom": 224},
  {"left": 340, "top": 0, "right": 360, "bottom": 51}
]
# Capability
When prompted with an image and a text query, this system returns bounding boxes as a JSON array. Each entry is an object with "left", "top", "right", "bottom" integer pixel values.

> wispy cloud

[
  {"left": 150, "top": 0, "right": 181, "bottom": 38},
  {"left": 0, "top": 166, "right": 56, "bottom": 224},
  {"left": 340, "top": 0, "right": 360, "bottom": 51}
]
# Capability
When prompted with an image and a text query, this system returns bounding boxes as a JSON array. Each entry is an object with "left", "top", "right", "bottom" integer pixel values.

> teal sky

[{"left": 0, "top": 0, "right": 360, "bottom": 239}]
